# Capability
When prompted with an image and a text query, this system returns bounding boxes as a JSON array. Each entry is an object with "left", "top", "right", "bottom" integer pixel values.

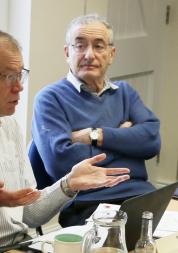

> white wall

[
  {"left": 0, "top": 0, "right": 8, "bottom": 30},
  {"left": 147, "top": 0, "right": 178, "bottom": 185},
  {"left": 27, "top": 0, "right": 85, "bottom": 142},
  {"left": 0, "top": 0, "right": 31, "bottom": 141}
]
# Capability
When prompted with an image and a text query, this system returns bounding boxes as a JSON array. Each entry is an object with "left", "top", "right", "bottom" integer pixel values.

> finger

[
  {"left": 105, "top": 175, "right": 130, "bottom": 187},
  {"left": 87, "top": 153, "right": 106, "bottom": 165},
  {"left": 87, "top": 176, "right": 120, "bottom": 189},
  {"left": 16, "top": 190, "right": 41, "bottom": 206},
  {"left": 97, "top": 175, "right": 129, "bottom": 188},
  {"left": 120, "top": 121, "right": 132, "bottom": 128},
  {"left": 11, "top": 189, "right": 39, "bottom": 203},
  {"left": 106, "top": 168, "right": 130, "bottom": 175},
  {"left": 14, "top": 188, "right": 36, "bottom": 199}
]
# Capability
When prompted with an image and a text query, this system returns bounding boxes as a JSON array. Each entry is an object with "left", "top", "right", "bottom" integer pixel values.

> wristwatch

[
  {"left": 60, "top": 175, "right": 78, "bottom": 198},
  {"left": 89, "top": 128, "right": 99, "bottom": 146}
]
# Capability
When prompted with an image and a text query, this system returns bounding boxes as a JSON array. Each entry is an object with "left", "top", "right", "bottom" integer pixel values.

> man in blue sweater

[{"left": 32, "top": 14, "right": 161, "bottom": 227}]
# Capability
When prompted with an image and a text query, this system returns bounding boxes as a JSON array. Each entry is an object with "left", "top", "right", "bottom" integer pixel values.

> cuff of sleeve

[
  {"left": 60, "top": 175, "right": 79, "bottom": 198},
  {"left": 102, "top": 127, "right": 112, "bottom": 149}
]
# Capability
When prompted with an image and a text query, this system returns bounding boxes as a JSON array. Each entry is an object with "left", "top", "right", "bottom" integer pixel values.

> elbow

[
  {"left": 23, "top": 216, "right": 41, "bottom": 228},
  {"left": 153, "top": 135, "right": 161, "bottom": 154},
  {"left": 145, "top": 137, "right": 161, "bottom": 159}
]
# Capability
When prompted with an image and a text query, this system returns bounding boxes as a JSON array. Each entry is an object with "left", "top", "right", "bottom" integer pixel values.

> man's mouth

[
  {"left": 81, "top": 64, "right": 98, "bottom": 69},
  {"left": 9, "top": 99, "right": 19, "bottom": 105}
]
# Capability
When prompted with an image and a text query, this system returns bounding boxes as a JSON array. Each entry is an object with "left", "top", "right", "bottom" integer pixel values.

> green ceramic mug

[{"left": 41, "top": 233, "right": 82, "bottom": 253}]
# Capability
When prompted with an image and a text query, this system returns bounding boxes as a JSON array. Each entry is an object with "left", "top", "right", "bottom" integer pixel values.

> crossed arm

[{"left": 71, "top": 121, "right": 133, "bottom": 146}]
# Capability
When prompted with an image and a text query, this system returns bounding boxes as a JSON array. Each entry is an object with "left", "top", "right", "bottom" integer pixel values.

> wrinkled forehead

[
  {"left": 0, "top": 46, "right": 23, "bottom": 72},
  {"left": 70, "top": 22, "right": 111, "bottom": 42}
]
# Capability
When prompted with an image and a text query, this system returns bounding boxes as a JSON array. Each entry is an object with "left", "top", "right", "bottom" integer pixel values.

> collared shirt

[{"left": 67, "top": 71, "right": 118, "bottom": 96}]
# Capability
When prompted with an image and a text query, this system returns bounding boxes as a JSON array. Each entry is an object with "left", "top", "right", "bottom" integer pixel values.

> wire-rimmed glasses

[
  {"left": 70, "top": 41, "right": 113, "bottom": 54},
  {"left": 0, "top": 68, "right": 30, "bottom": 86}
]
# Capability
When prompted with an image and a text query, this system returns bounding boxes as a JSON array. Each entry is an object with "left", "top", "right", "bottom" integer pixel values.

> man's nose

[
  {"left": 84, "top": 45, "right": 95, "bottom": 58},
  {"left": 11, "top": 80, "right": 24, "bottom": 92}
]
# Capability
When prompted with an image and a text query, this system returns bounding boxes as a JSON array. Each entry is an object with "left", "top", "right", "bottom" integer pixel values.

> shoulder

[
  {"left": 113, "top": 80, "right": 138, "bottom": 96},
  {"left": 113, "top": 80, "right": 133, "bottom": 90},
  {"left": 35, "top": 78, "right": 72, "bottom": 101}
]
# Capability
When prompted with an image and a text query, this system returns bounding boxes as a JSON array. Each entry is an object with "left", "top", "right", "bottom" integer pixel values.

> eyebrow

[
  {"left": 75, "top": 37, "right": 106, "bottom": 43},
  {"left": 3, "top": 66, "right": 24, "bottom": 73},
  {"left": 74, "top": 37, "right": 86, "bottom": 41}
]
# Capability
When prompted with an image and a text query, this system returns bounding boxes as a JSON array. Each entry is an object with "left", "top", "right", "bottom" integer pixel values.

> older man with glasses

[{"left": 32, "top": 13, "right": 161, "bottom": 227}]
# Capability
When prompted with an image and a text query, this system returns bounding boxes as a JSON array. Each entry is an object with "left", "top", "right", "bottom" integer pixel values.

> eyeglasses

[
  {"left": 70, "top": 41, "right": 113, "bottom": 54},
  {"left": 0, "top": 68, "right": 30, "bottom": 86}
]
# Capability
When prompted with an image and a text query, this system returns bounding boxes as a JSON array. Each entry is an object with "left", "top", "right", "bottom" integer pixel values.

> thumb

[{"left": 88, "top": 153, "right": 106, "bottom": 165}]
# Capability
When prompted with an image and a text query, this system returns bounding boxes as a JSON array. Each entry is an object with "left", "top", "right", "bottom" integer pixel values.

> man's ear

[
  {"left": 64, "top": 45, "right": 69, "bottom": 58},
  {"left": 108, "top": 47, "right": 116, "bottom": 65}
]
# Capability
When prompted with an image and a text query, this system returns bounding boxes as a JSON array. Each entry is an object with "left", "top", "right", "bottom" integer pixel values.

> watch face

[{"left": 90, "top": 129, "right": 98, "bottom": 140}]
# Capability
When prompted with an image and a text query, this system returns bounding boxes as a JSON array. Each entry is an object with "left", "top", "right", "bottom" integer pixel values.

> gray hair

[
  {"left": 65, "top": 13, "right": 114, "bottom": 45},
  {"left": 0, "top": 30, "right": 21, "bottom": 52}
]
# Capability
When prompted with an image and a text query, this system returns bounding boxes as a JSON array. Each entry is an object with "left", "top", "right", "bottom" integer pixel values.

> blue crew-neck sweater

[{"left": 32, "top": 79, "right": 161, "bottom": 202}]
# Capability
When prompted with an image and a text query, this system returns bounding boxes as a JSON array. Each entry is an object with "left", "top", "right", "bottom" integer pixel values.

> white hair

[{"left": 65, "top": 13, "right": 114, "bottom": 45}]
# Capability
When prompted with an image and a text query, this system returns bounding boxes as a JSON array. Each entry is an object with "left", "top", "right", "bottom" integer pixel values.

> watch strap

[
  {"left": 60, "top": 175, "right": 78, "bottom": 198},
  {"left": 91, "top": 128, "right": 98, "bottom": 146}
]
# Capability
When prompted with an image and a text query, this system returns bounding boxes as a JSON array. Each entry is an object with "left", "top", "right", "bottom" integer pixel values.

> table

[
  {"left": 5, "top": 199, "right": 178, "bottom": 253},
  {"left": 167, "top": 198, "right": 178, "bottom": 211},
  {"left": 155, "top": 199, "right": 178, "bottom": 253}
]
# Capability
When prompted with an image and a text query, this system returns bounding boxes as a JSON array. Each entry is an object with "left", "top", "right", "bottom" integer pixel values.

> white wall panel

[{"left": 0, "top": 0, "right": 8, "bottom": 31}]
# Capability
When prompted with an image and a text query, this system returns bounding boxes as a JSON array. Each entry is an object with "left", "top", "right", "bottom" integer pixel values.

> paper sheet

[{"left": 154, "top": 210, "right": 178, "bottom": 238}]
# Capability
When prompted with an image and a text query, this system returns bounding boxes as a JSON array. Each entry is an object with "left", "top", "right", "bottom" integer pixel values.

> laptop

[{"left": 120, "top": 181, "right": 178, "bottom": 251}]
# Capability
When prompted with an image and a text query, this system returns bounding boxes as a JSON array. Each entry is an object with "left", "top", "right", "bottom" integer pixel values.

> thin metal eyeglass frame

[
  {"left": 0, "top": 68, "right": 30, "bottom": 86},
  {"left": 70, "top": 43, "right": 113, "bottom": 54}
]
